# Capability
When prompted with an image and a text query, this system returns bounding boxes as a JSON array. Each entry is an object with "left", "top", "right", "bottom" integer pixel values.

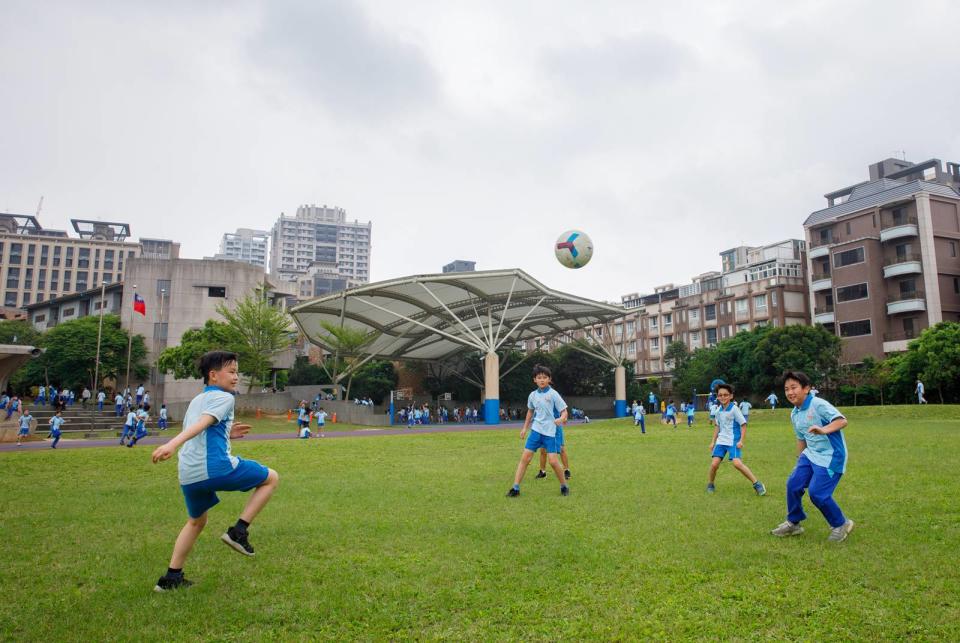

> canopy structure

[{"left": 289, "top": 269, "right": 627, "bottom": 423}]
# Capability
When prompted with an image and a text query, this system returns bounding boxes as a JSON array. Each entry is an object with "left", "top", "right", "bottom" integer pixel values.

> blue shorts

[
  {"left": 181, "top": 458, "right": 270, "bottom": 518},
  {"left": 18, "top": 426, "right": 30, "bottom": 436},
  {"left": 525, "top": 430, "right": 559, "bottom": 454},
  {"left": 712, "top": 444, "right": 742, "bottom": 461},
  {"left": 555, "top": 425, "right": 565, "bottom": 448}
]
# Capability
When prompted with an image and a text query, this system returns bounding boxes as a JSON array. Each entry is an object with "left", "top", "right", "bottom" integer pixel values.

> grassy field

[{"left": 2, "top": 405, "right": 958, "bottom": 640}]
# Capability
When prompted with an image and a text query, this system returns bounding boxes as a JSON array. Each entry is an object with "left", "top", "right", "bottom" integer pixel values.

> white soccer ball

[{"left": 554, "top": 230, "right": 594, "bottom": 269}]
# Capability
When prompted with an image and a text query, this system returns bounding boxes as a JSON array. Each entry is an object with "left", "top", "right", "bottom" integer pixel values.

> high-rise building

[
  {"left": 0, "top": 213, "right": 178, "bottom": 309},
  {"left": 804, "top": 157, "right": 960, "bottom": 362},
  {"left": 269, "top": 205, "right": 371, "bottom": 286},
  {"left": 215, "top": 228, "right": 269, "bottom": 268},
  {"left": 442, "top": 260, "right": 476, "bottom": 273}
]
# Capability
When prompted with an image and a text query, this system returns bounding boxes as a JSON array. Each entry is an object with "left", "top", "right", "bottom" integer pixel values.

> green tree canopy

[
  {"left": 156, "top": 319, "right": 242, "bottom": 381},
  {"left": 217, "top": 288, "right": 294, "bottom": 389},
  {"left": 0, "top": 320, "right": 43, "bottom": 347}
]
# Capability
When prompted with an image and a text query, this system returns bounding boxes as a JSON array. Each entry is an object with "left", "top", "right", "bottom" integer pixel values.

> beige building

[
  {"left": 804, "top": 157, "right": 960, "bottom": 363},
  {"left": 0, "top": 213, "right": 178, "bottom": 308},
  {"left": 270, "top": 204, "right": 372, "bottom": 284}
]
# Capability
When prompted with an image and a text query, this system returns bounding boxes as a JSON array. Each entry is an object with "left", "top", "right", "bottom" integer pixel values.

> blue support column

[
  {"left": 484, "top": 351, "right": 500, "bottom": 425},
  {"left": 614, "top": 365, "right": 627, "bottom": 418},
  {"left": 484, "top": 398, "right": 500, "bottom": 424}
]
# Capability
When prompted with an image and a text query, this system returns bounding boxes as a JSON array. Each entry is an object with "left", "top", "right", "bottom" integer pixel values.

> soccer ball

[{"left": 554, "top": 230, "right": 593, "bottom": 269}]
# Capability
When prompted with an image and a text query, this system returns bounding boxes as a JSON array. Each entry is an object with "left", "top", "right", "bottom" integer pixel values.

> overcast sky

[{"left": 2, "top": 0, "right": 958, "bottom": 302}]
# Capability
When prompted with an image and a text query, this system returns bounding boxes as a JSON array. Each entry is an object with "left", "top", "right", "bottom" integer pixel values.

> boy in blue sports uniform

[
  {"left": 738, "top": 399, "right": 752, "bottom": 422},
  {"left": 127, "top": 406, "right": 150, "bottom": 447},
  {"left": 686, "top": 402, "right": 695, "bottom": 427},
  {"left": 97, "top": 390, "right": 105, "bottom": 412},
  {"left": 707, "top": 383, "right": 766, "bottom": 496},
  {"left": 666, "top": 400, "right": 677, "bottom": 427},
  {"left": 115, "top": 393, "right": 124, "bottom": 417},
  {"left": 16, "top": 407, "right": 34, "bottom": 446},
  {"left": 158, "top": 404, "right": 168, "bottom": 430},
  {"left": 507, "top": 364, "right": 570, "bottom": 497},
  {"left": 48, "top": 410, "right": 65, "bottom": 448},
  {"left": 316, "top": 408, "right": 327, "bottom": 437},
  {"left": 151, "top": 351, "right": 280, "bottom": 591},
  {"left": 771, "top": 370, "right": 854, "bottom": 542},
  {"left": 766, "top": 392, "right": 778, "bottom": 410},
  {"left": 120, "top": 408, "right": 138, "bottom": 445},
  {"left": 634, "top": 402, "right": 646, "bottom": 433},
  {"left": 36, "top": 385, "right": 46, "bottom": 406},
  {"left": 535, "top": 405, "right": 572, "bottom": 481}
]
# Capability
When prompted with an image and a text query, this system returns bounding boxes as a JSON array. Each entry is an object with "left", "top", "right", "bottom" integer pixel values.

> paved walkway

[{"left": 0, "top": 420, "right": 594, "bottom": 453}]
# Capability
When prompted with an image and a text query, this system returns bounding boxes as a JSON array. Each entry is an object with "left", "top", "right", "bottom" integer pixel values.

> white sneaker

[
  {"left": 827, "top": 519, "right": 854, "bottom": 542},
  {"left": 770, "top": 521, "right": 804, "bottom": 537}
]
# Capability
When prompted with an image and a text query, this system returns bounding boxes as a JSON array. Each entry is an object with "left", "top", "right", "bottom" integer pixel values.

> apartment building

[
  {"left": 214, "top": 228, "right": 269, "bottom": 268},
  {"left": 527, "top": 239, "right": 809, "bottom": 386},
  {"left": 269, "top": 205, "right": 371, "bottom": 286},
  {"left": 0, "top": 213, "right": 178, "bottom": 309},
  {"left": 804, "top": 157, "right": 960, "bottom": 362}
]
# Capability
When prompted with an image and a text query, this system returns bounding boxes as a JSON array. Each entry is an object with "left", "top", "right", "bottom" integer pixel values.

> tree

[
  {"left": 0, "top": 320, "right": 42, "bottom": 347},
  {"left": 664, "top": 340, "right": 690, "bottom": 372},
  {"left": 348, "top": 360, "right": 398, "bottom": 404},
  {"left": 313, "top": 320, "right": 377, "bottom": 400},
  {"left": 217, "top": 288, "right": 294, "bottom": 390},
  {"left": 913, "top": 322, "right": 960, "bottom": 403},
  {"left": 287, "top": 355, "right": 331, "bottom": 386},
  {"left": 10, "top": 315, "right": 147, "bottom": 393},
  {"left": 156, "top": 320, "right": 242, "bottom": 380}
]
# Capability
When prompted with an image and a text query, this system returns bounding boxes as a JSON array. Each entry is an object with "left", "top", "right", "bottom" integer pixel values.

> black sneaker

[
  {"left": 154, "top": 574, "right": 194, "bottom": 592},
  {"left": 221, "top": 527, "right": 255, "bottom": 556},
  {"left": 560, "top": 486, "right": 570, "bottom": 496},
  {"left": 564, "top": 469, "right": 571, "bottom": 480},
  {"left": 506, "top": 487, "right": 520, "bottom": 497},
  {"left": 535, "top": 470, "right": 547, "bottom": 479}
]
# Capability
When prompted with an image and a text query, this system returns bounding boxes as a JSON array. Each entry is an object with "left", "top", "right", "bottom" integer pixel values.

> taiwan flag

[{"left": 133, "top": 293, "right": 146, "bottom": 316}]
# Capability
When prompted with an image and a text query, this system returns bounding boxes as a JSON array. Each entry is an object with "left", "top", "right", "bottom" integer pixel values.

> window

[
  {"left": 26, "top": 245, "right": 36, "bottom": 265},
  {"left": 836, "top": 283, "right": 869, "bottom": 303},
  {"left": 839, "top": 319, "right": 871, "bottom": 337},
  {"left": 691, "top": 331, "right": 701, "bottom": 342},
  {"left": 208, "top": 286, "right": 226, "bottom": 298},
  {"left": 24, "top": 268, "right": 33, "bottom": 289},
  {"left": 5, "top": 267, "right": 19, "bottom": 289},
  {"left": 650, "top": 316, "right": 658, "bottom": 329},
  {"left": 38, "top": 269, "right": 46, "bottom": 290},
  {"left": 22, "top": 292, "right": 30, "bottom": 305},
  {"left": 62, "top": 307, "right": 75, "bottom": 317},
  {"left": 735, "top": 299, "right": 748, "bottom": 313},
  {"left": 845, "top": 221, "right": 851, "bottom": 235},
  {"left": 9, "top": 243, "right": 22, "bottom": 265},
  {"left": 153, "top": 323, "right": 169, "bottom": 341},
  {"left": 626, "top": 321, "right": 635, "bottom": 335},
  {"left": 50, "top": 270, "right": 59, "bottom": 291},
  {"left": 706, "top": 327, "right": 718, "bottom": 345},
  {"left": 40, "top": 245, "right": 49, "bottom": 264},
  {"left": 834, "top": 247, "right": 865, "bottom": 268},
  {"left": 76, "top": 271, "right": 88, "bottom": 290},
  {"left": 753, "top": 294, "right": 767, "bottom": 310},
  {"left": 52, "top": 246, "right": 61, "bottom": 267},
  {"left": 817, "top": 228, "right": 833, "bottom": 245},
  {"left": 104, "top": 249, "right": 115, "bottom": 270},
  {"left": 705, "top": 304, "right": 716, "bottom": 321},
  {"left": 737, "top": 323, "right": 749, "bottom": 332},
  {"left": 955, "top": 278, "right": 959, "bottom": 294},
  {"left": 65, "top": 247, "right": 74, "bottom": 267},
  {"left": 63, "top": 270, "right": 72, "bottom": 289},
  {"left": 650, "top": 337, "right": 659, "bottom": 350},
  {"left": 892, "top": 208, "right": 907, "bottom": 225},
  {"left": 157, "top": 279, "right": 171, "bottom": 296},
  {"left": 771, "top": 290, "right": 778, "bottom": 306},
  {"left": 614, "top": 325, "right": 623, "bottom": 339},
  {"left": 899, "top": 278, "right": 918, "bottom": 297},
  {"left": 690, "top": 308, "right": 699, "bottom": 320},
  {"left": 34, "top": 314, "right": 45, "bottom": 323},
  {"left": 103, "top": 273, "right": 113, "bottom": 284},
  {"left": 627, "top": 343, "right": 636, "bottom": 355},
  {"left": 78, "top": 248, "right": 90, "bottom": 269},
  {"left": 664, "top": 334, "right": 673, "bottom": 345},
  {"left": 950, "top": 241, "right": 958, "bottom": 258},
  {"left": 94, "top": 249, "right": 100, "bottom": 268},
  {"left": 4, "top": 292, "right": 16, "bottom": 307},
  {"left": 664, "top": 313, "right": 672, "bottom": 327}
]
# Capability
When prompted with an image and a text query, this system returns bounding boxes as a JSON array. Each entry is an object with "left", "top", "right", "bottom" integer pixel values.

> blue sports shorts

[
  {"left": 181, "top": 458, "right": 270, "bottom": 518},
  {"left": 18, "top": 426, "right": 30, "bottom": 436},
  {"left": 525, "top": 430, "right": 559, "bottom": 454},
  {"left": 554, "top": 425, "right": 565, "bottom": 448},
  {"left": 712, "top": 444, "right": 742, "bottom": 461}
]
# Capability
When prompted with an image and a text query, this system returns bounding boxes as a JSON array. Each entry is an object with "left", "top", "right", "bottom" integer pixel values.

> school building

[{"left": 804, "top": 157, "right": 960, "bottom": 363}]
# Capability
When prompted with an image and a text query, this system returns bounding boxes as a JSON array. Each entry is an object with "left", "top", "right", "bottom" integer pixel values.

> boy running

[
  {"left": 48, "top": 410, "right": 65, "bottom": 449},
  {"left": 120, "top": 408, "right": 138, "bottom": 445},
  {"left": 634, "top": 402, "right": 646, "bottom": 433},
  {"left": 665, "top": 400, "right": 677, "bottom": 427},
  {"left": 738, "top": 398, "right": 752, "bottom": 423},
  {"left": 151, "top": 351, "right": 279, "bottom": 591},
  {"left": 158, "top": 404, "right": 168, "bottom": 430},
  {"left": 707, "top": 383, "right": 766, "bottom": 496},
  {"left": 17, "top": 407, "right": 33, "bottom": 446},
  {"left": 766, "top": 392, "right": 778, "bottom": 410},
  {"left": 771, "top": 370, "right": 854, "bottom": 542},
  {"left": 316, "top": 407, "right": 327, "bottom": 437},
  {"left": 686, "top": 402, "right": 695, "bottom": 427},
  {"left": 507, "top": 365, "right": 570, "bottom": 497}
]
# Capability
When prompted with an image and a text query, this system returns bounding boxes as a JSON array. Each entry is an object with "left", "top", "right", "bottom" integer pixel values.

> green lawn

[{"left": 2, "top": 406, "right": 958, "bottom": 640}]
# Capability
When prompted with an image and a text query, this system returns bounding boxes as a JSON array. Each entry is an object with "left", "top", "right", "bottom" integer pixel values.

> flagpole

[
  {"left": 125, "top": 284, "right": 137, "bottom": 391},
  {"left": 93, "top": 281, "right": 106, "bottom": 391}
]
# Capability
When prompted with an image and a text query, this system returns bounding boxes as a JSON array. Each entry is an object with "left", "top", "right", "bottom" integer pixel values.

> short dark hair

[
  {"left": 532, "top": 364, "right": 552, "bottom": 378},
  {"left": 198, "top": 350, "right": 239, "bottom": 384},
  {"left": 716, "top": 383, "right": 734, "bottom": 395},
  {"left": 781, "top": 370, "right": 811, "bottom": 388}
]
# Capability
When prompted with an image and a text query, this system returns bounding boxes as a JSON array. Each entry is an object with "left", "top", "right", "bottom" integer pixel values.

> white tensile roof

[{"left": 289, "top": 269, "right": 625, "bottom": 362}]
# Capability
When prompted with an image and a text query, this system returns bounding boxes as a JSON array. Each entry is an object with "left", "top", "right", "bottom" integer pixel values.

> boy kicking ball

[
  {"left": 771, "top": 370, "right": 854, "bottom": 543},
  {"left": 507, "top": 364, "right": 570, "bottom": 497},
  {"left": 151, "top": 351, "right": 280, "bottom": 591},
  {"left": 707, "top": 383, "right": 766, "bottom": 496}
]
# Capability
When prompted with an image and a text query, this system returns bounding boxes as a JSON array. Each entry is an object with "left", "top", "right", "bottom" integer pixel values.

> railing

[
  {"left": 811, "top": 272, "right": 832, "bottom": 282},
  {"left": 814, "top": 305, "right": 834, "bottom": 315},
  {"left": 882, "top": 253, "right": 922, "bottom": 266},
  {"left": 809, "top": 236, "right": 837, "bottom": 249},
  {"left": 880, "top": 213, "right": 918, "bottom": 230},
  {"left": 887, "top": 290, "right": 924, "bottom": 303},
  {"left": 882, "top": 330, "right": 918, "bottom": 342}
]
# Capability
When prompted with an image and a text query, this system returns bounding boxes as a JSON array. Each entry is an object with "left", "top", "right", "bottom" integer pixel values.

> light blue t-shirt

[
  {"left": 160, "top": 408, "right": 167, "bottom": 420},
  {"left": 633, "top": 406, "right": 644, "bottom": 419},
  {"left": 19, "top": 414, "right": 32, "bottom": 430},
  {"left": 666, "top": 404, "right": 676, "bottom": 417},
  {"left": 791, "top": 393, "right": 847, "bottom": 475},
  {"left": 686, "top": 405, "right": 695, "bottom": 417},
  {"left": 527, "top": 386, "right": 567, "bottom": 438},
  {"left": 177, "top": 386, "right": 239, "bottom": 485},
  {"left": 715, "top": 402, "right": 747, "bottom": 446},
  {"left": 49, "top": 416, "right": 65, "bottom": 433},
  {"left": 739, "top": 400, "right": 752, "bottom": 416},
  {"left": 125, "top": 411, "right": 137, "bottom": 427}
]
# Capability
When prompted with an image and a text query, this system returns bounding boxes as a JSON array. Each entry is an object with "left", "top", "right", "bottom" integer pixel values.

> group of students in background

[{"left": 295, "top": 400, "right": 328, "bottom": 438}]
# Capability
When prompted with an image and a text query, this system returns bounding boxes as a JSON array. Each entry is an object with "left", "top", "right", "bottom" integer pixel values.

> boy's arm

[
  {"left": 709, "top": 425, "right": 719, "bottom": 448},
  {"left": 151, "top": 414, "right": 217, "bottom": 463},
  {"left": 808, "top": 416, "right": 847, "bottom": 435},
  {"left": 736, "top": 423, "right": 746, "bottom": 448},
  {"left": 556, "top": 407, "right": 568, "bottom": 425},
  {"left": 521, "top": 409, "right": 533, "bottom": 438}
]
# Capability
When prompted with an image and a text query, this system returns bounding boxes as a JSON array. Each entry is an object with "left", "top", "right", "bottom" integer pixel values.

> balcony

[
  {"left": 813, "top": 305, "right": 835, "bottom": 324},
  {"left": 882, "top": 329, "right": 918, "bottom": 342},
  {"left": 808, "top": 245, "right": 830, "bottom": 259},
  {"left": 886, "top": 291, "right": 926, "bottom": 315},
  {"left": 882, "top": 253, "right": 923, "bottom": 278},
  {"left": 880, "top": 214, "right": 919, "bottom": 243},
  {"left": 811, "top": 273, "right": 832, "bottom": 292}
]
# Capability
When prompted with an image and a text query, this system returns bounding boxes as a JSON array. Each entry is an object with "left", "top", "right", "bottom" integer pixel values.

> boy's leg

[
  {"left": 560, "top": 445, "right": 569, "bottom": 471},
  {"left": 538, "top": 448, "right": 547, "bottom": 474},
  {"left": 640, "top": 417, "right": 645, "bottom": 433},
  {"left": 731, "top": 458, "right": 759, "bottom": 484},
  {"left": 708, "top": 456, "right": 722, "bottom": 483},
  {"left": 807, "top": 466, "right": 846, "bottom": 528},
  {"left": 168, "top": 513, "right": 208, "bottom": 569},
  {"left": 512, "top": 449, "right": 536, "bottom": 486},
  {"left": 51, "top": 433, "right": 60, "bottom": 448},
  {"left": 786, "top": 456, "right": 815, "bottom": 524},
  {"left": 546, "top": 452, "right": 566, "bottom": 484},
  {"left": 238, "top": 469, "right": 280, "bottom": 525}
]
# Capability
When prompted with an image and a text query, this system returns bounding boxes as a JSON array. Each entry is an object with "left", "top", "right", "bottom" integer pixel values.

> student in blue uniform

[
  {"left": 17, "top": 407, "right": 33, "bottom": 446},
  {"left": 158, "top": 404, "right": 168, "bottom": 430},
  {"left": 686, "top": 402, "right": 696, "bottom": 427},
  {"left": 127, "top": 405, "right": 150, "bottom": 447},
  {"left": 506, "top": 365, "right": 569, "bottom": 497},
  {"left": 771, "top": 370, "right": 854, "bottom": 542},
  {"left": 766, "top": 392, "right": 778, "bottom": 410},
  {"left": 634, "top": 402, "right": 646, "bottom": 433},
  {"left": 665, "top": 400, "right": 677, "bottom": 427},
  {"left": 48, "top": 410, "right": 65, "bottom": 449},
  {"left": 707, "top": 383, "right": 765, "bottom": 496},
  {"left": 150, "top": 351, "right": 280, "bottom": 591},
  {"left": 738, "top": 398, "right": 752, "bottom": 423},
  {"left": 120, "top": 408, "right": 138, "bottom": 446},
  {"left": 115, "top": 392, "right": 125, "bottom": 417}
]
